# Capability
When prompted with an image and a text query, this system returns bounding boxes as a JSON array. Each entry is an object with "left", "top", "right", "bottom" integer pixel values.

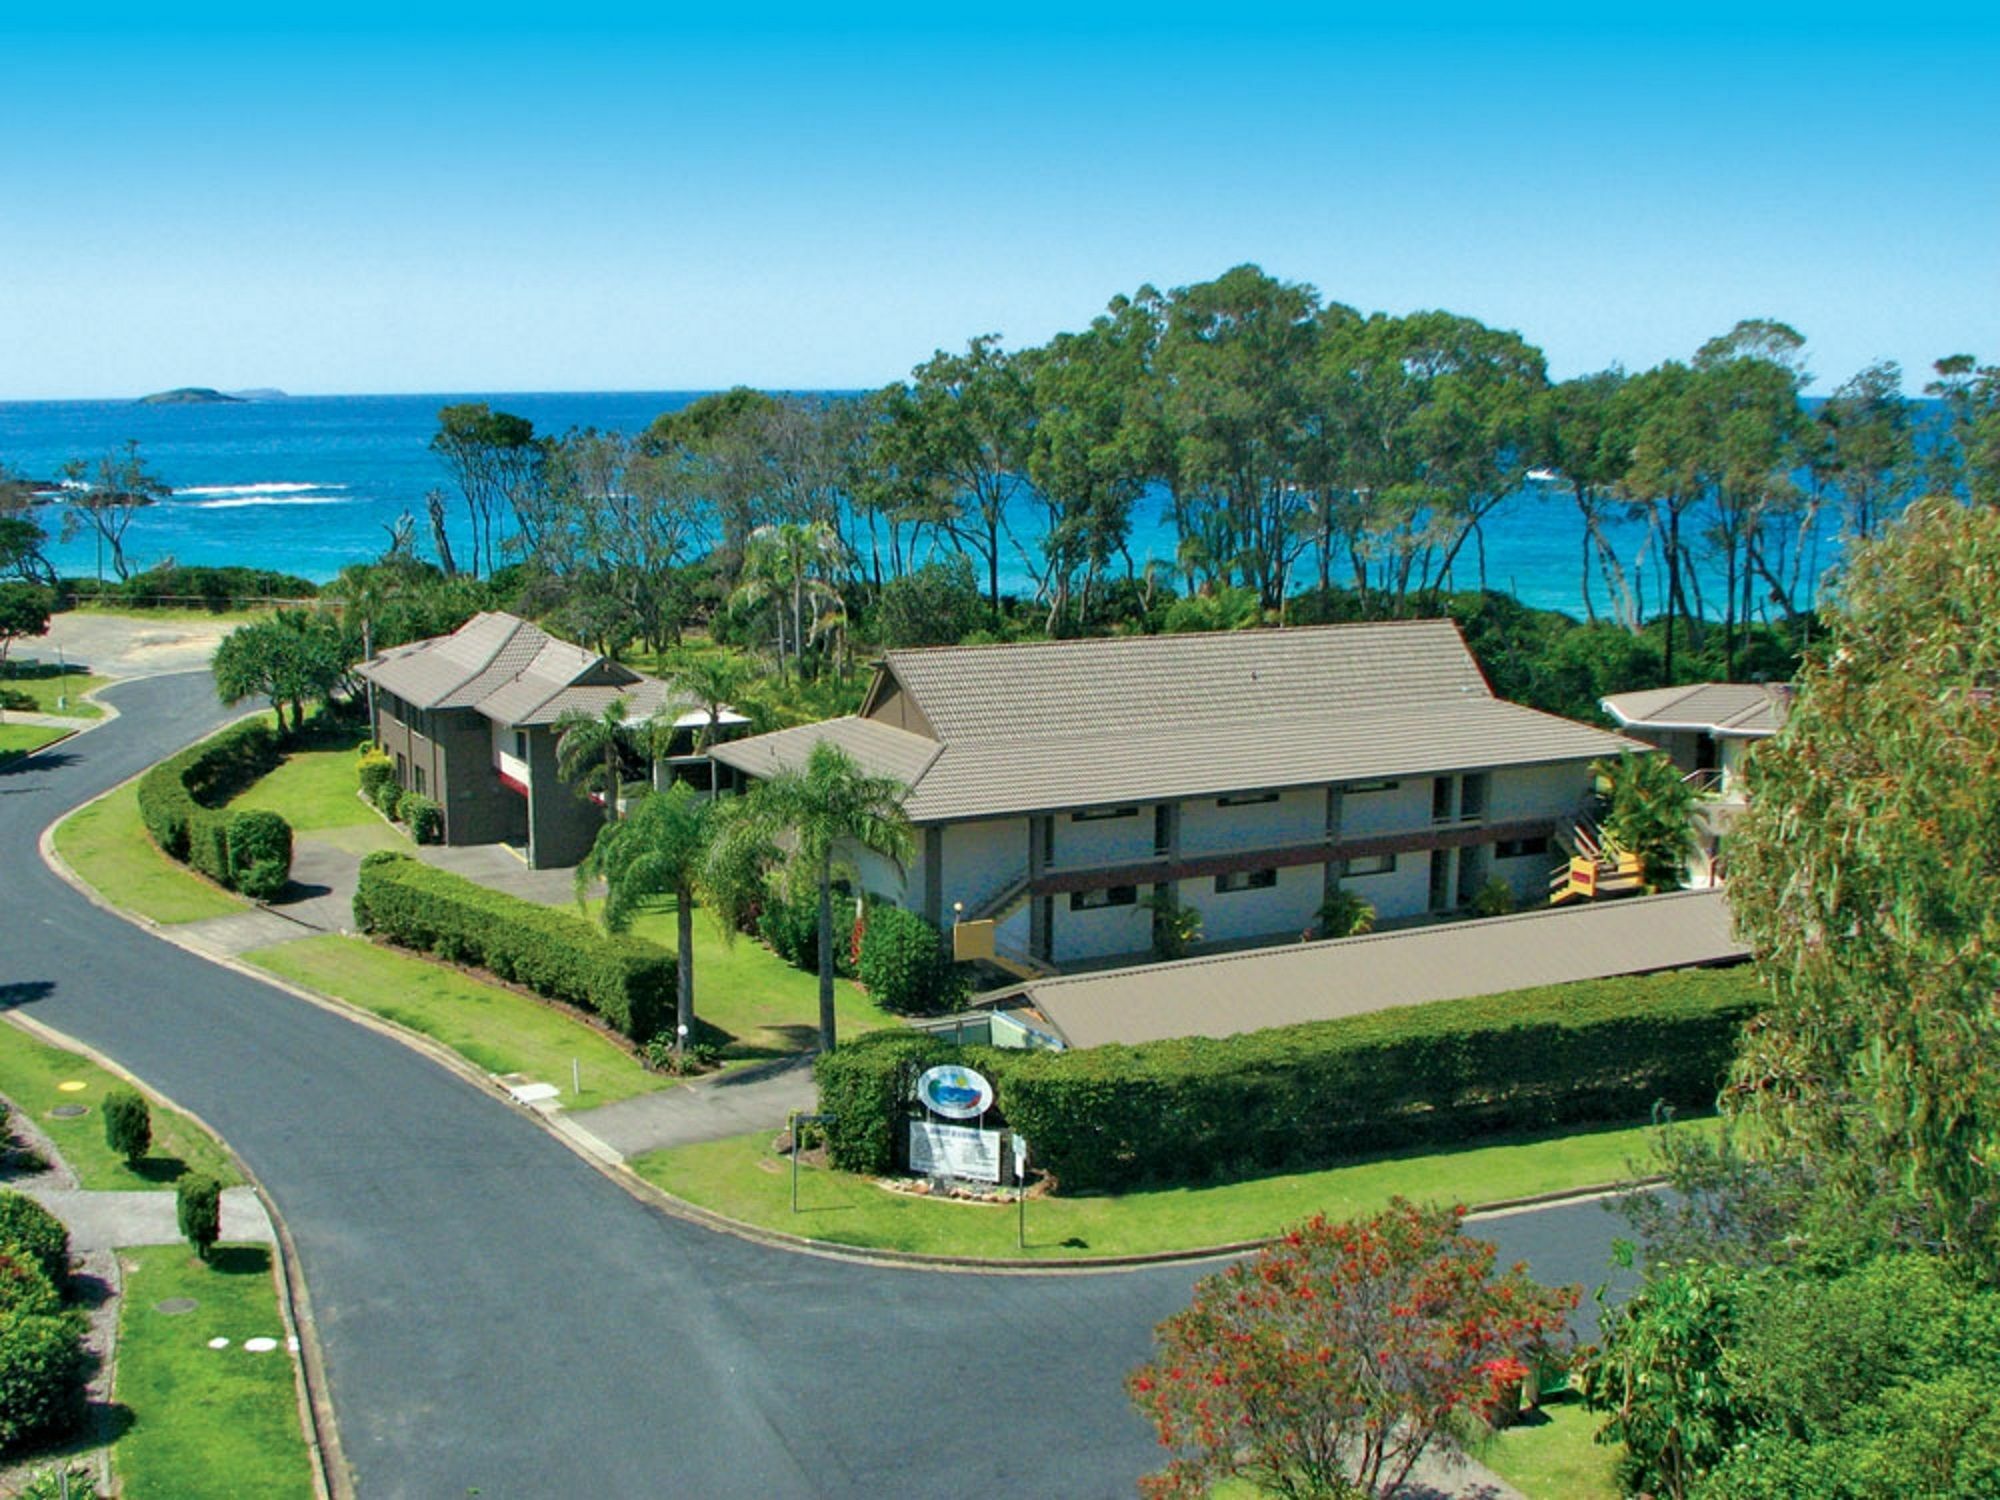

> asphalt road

[{"left": 0, "top": 673, "right": 1634, "bottom": 1498}]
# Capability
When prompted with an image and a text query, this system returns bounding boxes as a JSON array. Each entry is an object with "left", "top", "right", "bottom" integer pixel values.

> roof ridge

[{"left": 880, "top": 617, "right": 1457, "bottom": 662}]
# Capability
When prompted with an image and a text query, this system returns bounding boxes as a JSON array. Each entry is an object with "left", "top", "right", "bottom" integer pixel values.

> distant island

[{"left": 137, "top": 387, "right": 247, "bottom": 406}]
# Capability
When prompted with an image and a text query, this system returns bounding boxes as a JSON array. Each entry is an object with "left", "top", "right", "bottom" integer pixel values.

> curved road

[{"left": 0, "top": 673, "right": 1631, "bottom": 1498}]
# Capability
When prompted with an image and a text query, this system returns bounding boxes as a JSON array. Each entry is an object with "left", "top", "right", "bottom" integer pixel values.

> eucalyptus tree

[
  {"left": 58, "top": 440, "right": 171, "bottom": 583},
  {"left": 850, "top": 384, "right": 957, "bottom": 586},
  {"left": 1621, "top": 361, "right": 1710, "bottom": 679},
  {"left": 728, "top": 740, "right": 913, "bottom": 1052},
  {"left": 1325, "top": 311, "right": 1547, "bottom": 613},
  {"left": 1155, "top": 265, "right": 1320, "bottom": 608},
  {"left": 429, "top": 403, "right": 542, "bottom": 577},
  {"left": 1810, "top": 361, "right": 1916, "bottom": 543},
  {"left": 874, "top": 336, "right": 1034, "bottom": 622},
  {"left": 576, "top": 781, "right": 723, "bottom": 1060},
  {"left": 1538, "top": 370, "right": 1644, "bottom": 629},
  {"left": 642, "top": 387, "right": 783, "bottom": 559},
  {"left": 1926, "top": 353, "right": 2000, "bottom": 507}
]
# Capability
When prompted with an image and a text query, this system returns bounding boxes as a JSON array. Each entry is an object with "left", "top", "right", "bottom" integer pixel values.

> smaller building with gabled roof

[
  {"left": 713, "top": 621, "right": 1643, "bottom": 975},
  {"left": 355, "top": 612, "right": 744, "bottom": 868},
  {"left": 1601, "top": 682, "right": 1791, "bottom": 799}
]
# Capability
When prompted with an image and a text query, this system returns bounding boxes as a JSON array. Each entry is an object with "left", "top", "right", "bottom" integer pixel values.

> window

[
  {"left": 1214, "top": 868, "right": 1278, "bottom": 894},
  {"left": 1495, "top": 836, "right": 1551, "bottom": 860},
  {"left": 1069, "top": 885, "right": 1137, "bottom": 911},
  {"left": 1341, "top": 854, "right": 1396, "bottom": 878},
  {"left": 413, "top": 765, "right": 427, "bottom": 796},
  {"left": 513, "top": 730, "right": 528, "bottom": 761},
  {"left": 1432, "top": 776, "right": 1456, "bottom": 822},
  {"left": 1346, "top": 779, "right": 1400, "bottom": 794},
  {"left": 1071, "top": 806, "right": 1139, "bottom": 822},
  {"left": 1216, "top": 791, "right": 1279, "bottom": 808}
]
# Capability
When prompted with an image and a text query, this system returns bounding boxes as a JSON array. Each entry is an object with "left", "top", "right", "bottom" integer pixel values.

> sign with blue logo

[{"left": 914, "top": 1064, "right": 994, "bottom": 1120}]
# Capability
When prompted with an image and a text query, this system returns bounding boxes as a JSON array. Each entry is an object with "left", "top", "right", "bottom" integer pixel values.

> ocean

[{"left": 0, "top": 391, "right": 1832, "bottom": 620}]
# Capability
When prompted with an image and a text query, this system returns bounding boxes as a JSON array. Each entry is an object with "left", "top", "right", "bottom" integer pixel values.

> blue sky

[{"left": 2, "top": 4, "right": 1995, "bottom": 399}]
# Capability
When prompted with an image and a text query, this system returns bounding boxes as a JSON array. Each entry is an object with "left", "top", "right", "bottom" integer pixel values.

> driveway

[
  {"left": 0, "top": 682, "right": 1633, "bottom": 1497},
  {"left": 31, "top": 609, "right": 241, "bottom": 679}
]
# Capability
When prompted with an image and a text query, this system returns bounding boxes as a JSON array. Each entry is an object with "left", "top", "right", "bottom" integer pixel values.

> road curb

[
  {"left": 2, "top": 1009, "right": 352, "bottom": 1500},
  {"left": 39, "top": 757, "right": 1654, "bottom": 1283}
]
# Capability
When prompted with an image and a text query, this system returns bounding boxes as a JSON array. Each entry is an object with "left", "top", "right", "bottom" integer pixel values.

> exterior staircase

[
  {"left": 1548, "top": 821, "right": 1647, "bottom": 905},
  {"left": 952, "top": 871, "right": 1058, "bottom": 980}
]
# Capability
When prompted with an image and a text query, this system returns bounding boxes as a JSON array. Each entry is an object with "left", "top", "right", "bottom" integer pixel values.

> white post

[{"left": 571, "top": 1058, "right": 580, "bottom": 1098}]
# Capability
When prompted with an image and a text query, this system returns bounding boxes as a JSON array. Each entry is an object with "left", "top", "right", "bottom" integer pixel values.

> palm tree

[
  {"left": 736, "top": 740, "right": 912, "bottom": 1052},
  {"left": 576, "top": 781, "right": 719, "bottom": 1059},
  {"left": 1593, "top": 750, "right": 1696, "bottom": 890},
  {"left": 731, "top": 520, "right": 847, "bottom": 681},
  {"left": 658, "top": 647, "right": 752, "bottom": 756},
  {"left": 554, "top": 699, "right": 631, "bottom": 824}
]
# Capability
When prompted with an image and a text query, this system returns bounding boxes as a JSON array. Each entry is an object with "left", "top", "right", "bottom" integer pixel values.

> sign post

[{"left": 1014, "top": 1135, "right": 1029, "bottom": 1250}]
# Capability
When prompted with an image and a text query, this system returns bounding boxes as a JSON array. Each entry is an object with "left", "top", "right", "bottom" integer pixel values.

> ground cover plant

[
  {"left": 245, "top": 935, "right": 668, "bottom": 1107},
  {"left": 52, "top": 781, "right": 248, "bottom": 924},
  {"left": 112, "top": 1245, "right": 314, "bottom": 1498},
  {"left": 629, "top": 1116, "right": 1708, "bottom": 1260}
]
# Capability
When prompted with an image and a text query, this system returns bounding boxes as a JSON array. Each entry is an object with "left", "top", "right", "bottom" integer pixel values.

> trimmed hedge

[
  {"left": 357, "top": 748, "right": 393, "bottom": 801},
  {"left": 373, "top": 778, "right": 404, "bottom": 821},
  {"left": 135, "top": 718, "right": 292, "bottom": 895},
  {"left": 400, "top": 792, "right": 442, "bottom": 844},
  {"left": 353, "top": 851, "right": 674, "bottom": 1040},
  {"left": 857, "top": 908, "right": 968, "bottom": 1016},
  {"left": 814, "top": 965, "right": 1764, "bottom": 1192}
]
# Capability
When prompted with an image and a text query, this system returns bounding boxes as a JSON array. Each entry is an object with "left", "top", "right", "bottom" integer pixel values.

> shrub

[
  {"left": 226, "top": 810, "right": 292, "bottom": 899},
  {"left": 1470, "top": 877, "right": 1517, "bottom": 918},
  {"left": 399, "top": 791, "right": 442, "bottom": 844},
  {"left": 0, "top": 1250, "right": 61, "bottom": 1319},
  {"left": 0, "top": 688, "right": 33, "bottom": 713},
  {"left": 357, "top": 748, "right": 394, "bottom": 801},
  {"left": 1316, "top": 890, "right": 1377, "bottom": 938},
  {"left": 135, "top": 718, "right": 291, "bottom": 892},
  {"left": 857, "top": 908, "right": 968, "bottom": 1016},
  {"left": 101, "top": 1088, "right": 151, "bottom": 1166},
  {"left": 176, "top": 1173, "right": 221, "bottom": 1260},
  {"left": 353, "top": 852, "right": 674, "bottom": 1039},
  {"left": 0, "top": 1196, "right": 68, "bottom": 1290},
  {"left": 815, "top": 966, "right": 1762, "bottom": 1191},
  {"left": 758, "top": 880, "right": 822, "bottom": 971},
  {"left": 0, "top": 1313, "right": 87, "bottom": 1453},
  {"left": 373, "top": 778, "right": 404, "bottom": 820}
]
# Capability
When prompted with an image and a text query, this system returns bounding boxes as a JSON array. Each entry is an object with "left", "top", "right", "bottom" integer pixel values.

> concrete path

[
  {"left": 571, "top": 1056, "right": 818, "bottom": 1157},
  {"left": 21, "top": 1186, "right": 274, "bottom": 1253},
  {"left": 414, "top": 839, "right": 589, "bottom": 906},
  {"left": 167, "top": 836, "right": 364, "bottom": 957},
  {"left": 32, "top": 611, "right": 236, "bottom": 679}
]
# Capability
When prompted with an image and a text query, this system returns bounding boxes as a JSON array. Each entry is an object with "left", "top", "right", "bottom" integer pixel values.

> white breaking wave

[
  {"left": 192, "top": 495, "right": 351, "bottom": 511},
  {"left": 175, "top": 481, "right": 346, "bottom": 498}
]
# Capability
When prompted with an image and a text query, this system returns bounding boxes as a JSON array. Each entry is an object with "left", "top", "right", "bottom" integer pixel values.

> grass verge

[
  {"left": 1479, "top": 1392, "right": 1621, "bottom": 1499},
  {"left": 74, "top": 604, "right": 272, "bottom": 628},
  {"left": 243, "top": 934, "right": 669, "bottom": 1107},
  {"left": 224, "top": 724, "right": 385, "bottom": 836},
  {"left": 52, "top": 781, "right": 247, "bottom": 924},
  {"left": 630, "top": 1114, "right": 1708, "bottom": 1260},
  {"left": 0, "top": 670, "right": 111, "bottom": 718},
  {"left": 0, "top": 722, "right": 68, "bottom": 760},
  {"left": 112, "top": 1244, "right": 315, "bottom": 1499},
  {"left": 609, "top": 894, "right": 896, "bottom": 1063},
  {"left": 0, "top": 1019, "right": 240, "bottom": 1190}
]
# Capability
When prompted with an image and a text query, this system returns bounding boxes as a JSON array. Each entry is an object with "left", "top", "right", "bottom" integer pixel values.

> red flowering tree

[{"left": 1126, "top": 1198, "right": 1576, "bottom": 1499}]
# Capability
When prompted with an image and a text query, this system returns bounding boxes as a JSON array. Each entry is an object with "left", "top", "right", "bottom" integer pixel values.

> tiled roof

[
  {"left": 713, "top": 620, "right": 1641, "bottom": 822},
  {"left": 355, "top": 612, "right": 674, "bottom": 727},
  {"left": 988, "top": 889, "right": 1747, "bottom": 1049},
  {"left": 1602, "top": 683, "right": 1790, "bottom": 738}
]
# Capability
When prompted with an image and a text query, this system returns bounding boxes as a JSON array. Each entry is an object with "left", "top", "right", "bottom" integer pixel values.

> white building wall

[
  {"left": 1184, "top": 862, "right": 1324, "bottom": 944},
  {"left": 490, "top": 719, "right": 531, "bottom": 787},
  {"left": 1179, "top": 789, "right": 1323, "bottom": 858},
  {"left": 939, "top": 817, "right": 1030, "bottom": 914},
  {"left": 1337, "top": 778, "right": 1432, "bottom": 837},
  {"left": 1049, "top": 807, "right": 1157, "bottom": 869},
  {"left": 1341, "top": 851, "right": 1430, "bottom": 921},
  {"left": 843, "top": 841, "right": 914, "bottom": 906},
  {"left": 1492, "top": 844, "right": 1560, "bottom": 903},
  {"left": 1052, "top": 894, "right": 1153, "bottom": 962},
  {"left": 1486, "top": 762, "right": 1589, "bottom": 822}
]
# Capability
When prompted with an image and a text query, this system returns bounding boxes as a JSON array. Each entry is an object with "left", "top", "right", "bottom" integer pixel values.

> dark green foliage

[
  {"left": 0, "top": 1312, "right": 87, "bottom": 1453},
  {"left": 91, "top": 564, "right": 315, "bottom": 611},
  {"left": 399, "top": 791, "right": 442, "bottom": 844},
  {"left": 372, "top": 777, "right": 404, "bottom": 820},
  {"left": 101, "top": 1088, "right": 151, "bottom": 1166},
  {"left": 225, "top": 810, "right": 292, "bottom": 899},
  {"left": 0, "top": 688, "right": 32, "bottom": 712},
  {"left": 0, "top": 583, "right": 52, "bottom": 662},
  {"left": 870, "top": 556, "right": 986, "bottom": 648},
  {"left": 813, "top": 1032, "right": 1006, "bottom": 1175},
  {"left": 135, "top": 718, "right": 292, "bottom": 893},
  {"left": 0, "top": 1251, "right": 61, "bottom": 1320},
  {"left": 0, "top": 1195, "right": 68, "bottom": 1290},
  {"left": 856, "top": 908, "right": 967, "bottom": 1016},
  {"left": 353, "top": 852, "right": 674, "bottom": 1039},
  {"left": 816, "top": 966, "right": 1760, "bottom": 1191},
  {"left": 356, "top": 750, "right": 393, "bottom": 801},
  {"left": 175, "top": 1173, "right": 221, "bottom": 1260},
  {"left": 758, "top": 881, "right": 842, "bottom": 975}
]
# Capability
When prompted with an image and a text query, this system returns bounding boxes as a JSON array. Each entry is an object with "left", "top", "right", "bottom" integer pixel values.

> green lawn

[
  {"left": 113, "top": 1244, "right": 315, "bottom": 1499},
  {"left": 52, "top": 781, "right": 247, "bottom": 924},
  {"left": 610, "top": 894, "right": 896, "bottom": 1062},
  {"left": 0, "top": 669, "right": 112, "bottom": 718},
  {"left": 75, "top": 603, "right": 274, "bottom": 627},
  {"left": 0, "top": 722, "right": 68, "bottom": 759},
  {"left": 1480, "top": 1393, "right": 1621, "bottom": 1499},
  {"left": 226, "top": 741, "right": 385, "bottom": 834},
  {"left": 631, "top": 1115, "right": 1706, "bottom": 1260},
  {"left": 0, "top": 1019, "right": 239, "bottom": 1190},
  {"left": 244, "top": 935, "right": 669, "bottom": 1107}
]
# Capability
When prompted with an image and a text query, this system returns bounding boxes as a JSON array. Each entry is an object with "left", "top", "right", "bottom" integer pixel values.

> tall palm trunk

[
  {"left": 676, "top": 878, "right": 695, "bottom": 1058},
  {"left": 816, "top": 852, "right": 837, "bottom": 1053}
]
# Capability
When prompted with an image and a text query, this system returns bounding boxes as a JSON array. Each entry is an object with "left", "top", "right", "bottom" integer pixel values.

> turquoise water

[{"left": 0, "top": 390, "right": 1830, "bottom": 618}]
